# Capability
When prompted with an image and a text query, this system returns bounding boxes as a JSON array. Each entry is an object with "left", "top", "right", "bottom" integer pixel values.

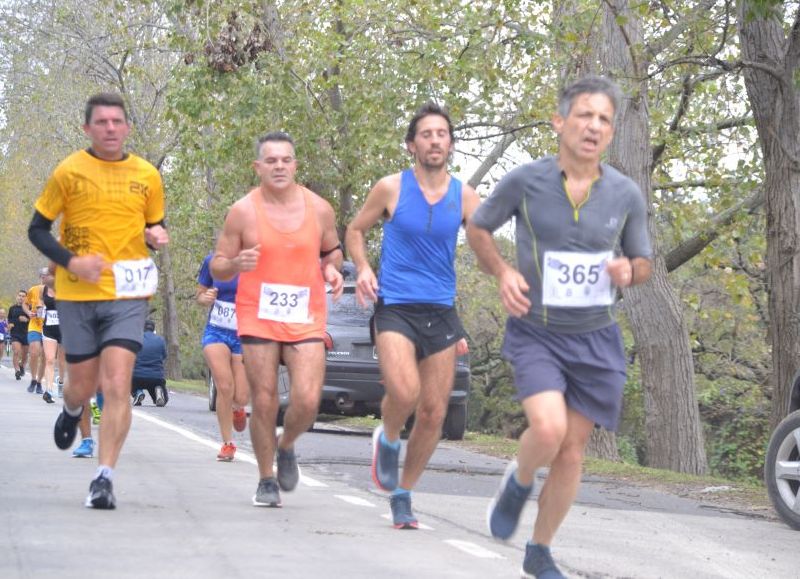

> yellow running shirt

[{"left": 34, "top": 150, "right": 165, "bottom": 301}]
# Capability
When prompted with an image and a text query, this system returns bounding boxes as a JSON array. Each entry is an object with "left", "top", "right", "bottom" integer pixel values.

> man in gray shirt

[{"left": 467, "top": 76, "right": 652, "bottom": 578}]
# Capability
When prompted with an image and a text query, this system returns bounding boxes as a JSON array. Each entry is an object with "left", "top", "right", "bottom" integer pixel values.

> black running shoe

[
  {"left": 14, "top": 370, "right": 20, "bottom": 380},
  {"left": 54, "top": 406, "right": 83, "bottom": 450},
  {"left": 42, "top": 391, "right": 55, "bottom": 404},
  {"left": 27, "top": 380, "right": 35, "bottom": 393},
  {"left": 34, "top": 382, "right": 43, "bottom": 395},
  {"left": 85, "top": 476, "right": 116, "bottom": 510}
]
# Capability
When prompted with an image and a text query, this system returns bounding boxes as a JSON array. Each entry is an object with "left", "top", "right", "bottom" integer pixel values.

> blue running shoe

[
  {"left": 521, "top": 543, "right": 565, "bottom": 579},
  {"left": 73, "top": 438, "right": 94, "bottom": 458},
  {"left": 54, "top": 406, "right": 83, "bottom": 450},
  {"left": 390, "top": 492, "right": 418, "bottom": 529},
  {"left": 133, "top": 390, "right": 145, "bottom": 406},
  {"left": 371, "top": 425, "right": 400, "bottom": 491},
  {"left": 487, "top": 460, "right": 533, "bottom": 541}
]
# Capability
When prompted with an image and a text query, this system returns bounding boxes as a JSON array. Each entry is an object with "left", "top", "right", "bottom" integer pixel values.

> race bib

[
  {"left": 113, "top": 258, "right": 159, "bottom": 298},
  {"left": 542, "top": 250, "right": 614, "bottom": 308},
  {"left": 209, "top": 299, "right": 237, "bottom": 331},
  {"left": 257, "top": 283, "right": 311, "bottom": 324},
  {"left": 45, "top": 310, "right": 59, "bottom": 326},
  {"left": 36, "top": 305, "right": 45, "bottom": 319}
]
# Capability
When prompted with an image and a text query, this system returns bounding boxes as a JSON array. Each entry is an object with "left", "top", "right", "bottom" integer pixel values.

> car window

[{"left": 327, "top": 292, "right": 372, "bottom": 326}]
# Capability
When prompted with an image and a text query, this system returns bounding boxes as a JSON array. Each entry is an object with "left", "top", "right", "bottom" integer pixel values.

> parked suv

[
  {"left": 765, "top": 371, "right": 800, "bottom": 530},
  {"left": 208, "top": 280, "right": 471, "bottom": 440}
]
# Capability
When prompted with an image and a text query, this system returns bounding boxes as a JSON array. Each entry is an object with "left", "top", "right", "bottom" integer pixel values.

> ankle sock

[
  {"left": 64, "top": 404, "right": 83, "bottom": 418},
  {"left": 391, "top": 487, "right": 411, "bottom": 497},
  {"left": 511, "top": 471, "right": 533, "bottom": 492},
  {"left": 380, "top": 431, "right": 401, "bottom": 449},
  {"left": 95, "top": 466, "right": 114, "bottom": 481}
]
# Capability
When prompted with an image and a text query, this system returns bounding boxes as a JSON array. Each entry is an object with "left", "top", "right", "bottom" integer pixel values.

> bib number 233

[
  {"left": 113, "top": 258, "right": 159, "bottom": 298},
  {"left": 258, "top": 283, "right": 310, "bottom": 324}
]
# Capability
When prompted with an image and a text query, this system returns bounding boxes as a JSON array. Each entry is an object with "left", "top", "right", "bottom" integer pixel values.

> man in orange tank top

[{"left": 212, "top": 132, "right": 343, "bottom": 508}]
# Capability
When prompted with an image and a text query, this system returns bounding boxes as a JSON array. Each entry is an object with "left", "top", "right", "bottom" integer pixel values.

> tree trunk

[
  {"left": 738, "top": 1, "right": 800, "bottom": 429},
  {"left": 586, "top": 430, "right": 620, "bottom": 461},
  {"left": 601, "top": 0, "right": 707, "bottom": 473},
  {"left": 159, "top": 247, "right": 182, "bottom": 380}
]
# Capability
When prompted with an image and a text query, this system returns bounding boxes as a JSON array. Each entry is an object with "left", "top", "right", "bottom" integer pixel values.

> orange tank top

[{"left": 236, "top": 187, "right": 327, "bottom": 342}]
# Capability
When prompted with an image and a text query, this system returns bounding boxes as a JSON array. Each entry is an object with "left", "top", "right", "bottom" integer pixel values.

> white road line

[
  {"left": 380, "top": 513, "right": 434, "bottom": 530},
  {"left": 443, "top": 539, "right": 505, "bottom": 559},
  {"left": 334, "top": 494, "right": 376, "bottom": 507},
  {"left": 132, "top": 410, "right": 327, "bottom": 488}
]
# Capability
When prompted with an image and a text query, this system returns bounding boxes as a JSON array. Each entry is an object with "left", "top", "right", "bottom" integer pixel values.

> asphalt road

[{"left": 1, "top": 365, "right": 797, "bottom": 578}]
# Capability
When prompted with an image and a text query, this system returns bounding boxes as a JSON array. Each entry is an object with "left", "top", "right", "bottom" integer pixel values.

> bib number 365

[
  {"left": 542, "top": 250, "right": 614, "bottom": 308},
  {"left": 113, "top": 258, "right": 159, "bottom": 298}
]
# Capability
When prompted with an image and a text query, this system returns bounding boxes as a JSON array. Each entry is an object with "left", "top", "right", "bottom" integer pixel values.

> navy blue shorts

[
  {"left": 501, "top": 317, "right": 626, "bottom": 431},
  {"left": 202, "top": 324, "right": 242, "bottom": 355}
]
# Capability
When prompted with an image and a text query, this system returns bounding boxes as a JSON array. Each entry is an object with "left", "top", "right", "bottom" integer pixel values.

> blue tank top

[
  {"left": 378, "top": 169, "right": 462, "bottom": 305},
  {"left": 198, "top": 254, "right": 239, "bottom": 301}
]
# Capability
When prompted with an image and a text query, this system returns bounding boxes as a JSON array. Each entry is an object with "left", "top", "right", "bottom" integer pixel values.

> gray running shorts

[
  {"left": 373, "top": 301, "right": 465, "bottom": 360},
  {"left": 56, "top": 299, "right": 149, "bottom": 360},
  {"left": 501, "top": 317, "right": 627, "bottom": 431}
]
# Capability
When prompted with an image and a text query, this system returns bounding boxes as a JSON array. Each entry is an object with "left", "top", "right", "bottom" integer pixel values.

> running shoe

[
  {"left": 390, "top": 493, "right": 419, "bottom": 529},
  {"left": 487, "top": 460, "right": 533, "bottom": 541},
  {"left": 73, "top": 438, "right": 94, "bottom": 458},
  {"left": 232, "top": 407, "right": 247, "bottom": 432},
  {"left": 54, "top": 406, "right": 83, "bottom": 450},
  {"left": 371, "top": 425, "right": 400, "bottom": 491},
  {"left": 154, "top": 386, "right": 167, "bottom": 407},
  {"left": 90, "top": 400, "right": 101, "bottom": 425},
  {"left": 35, "top": 382, "right": 43, "bottom": 395},
  {"left": 276, "top": 440, "right": 299, "bottom": 491},
  {"left": 252, "top": 477, "right": 281, "bottom": 507},
  {"left": 521, "top": 543, "right": 565, "bottom": 579},
  {"left": 14, "top": 369, "right": 20, "bottom": 380},
  {"left": 85, "top": 476, "right": 116, "bottom": 510},
  {"left": 216, "top": 442, "right": 237, "bottom": 462},
  {"left": 133, "top": 390, "right": 145, "bottom": 406},
  {"left": 26, "top": 380, "right": 35, "bottom": 393},
  {"left": 42, "top": 391, "right": 55, "bottom": 404}
]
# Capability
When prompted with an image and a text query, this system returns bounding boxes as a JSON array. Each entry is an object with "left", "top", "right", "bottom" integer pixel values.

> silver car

[{"left": 765, "top": 372, "right": 800, "bottom": 530}]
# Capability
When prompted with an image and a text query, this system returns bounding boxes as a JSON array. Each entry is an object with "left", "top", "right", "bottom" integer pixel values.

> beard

[{"left": 417, "top": 151, "right": 448, "bottom": 170}]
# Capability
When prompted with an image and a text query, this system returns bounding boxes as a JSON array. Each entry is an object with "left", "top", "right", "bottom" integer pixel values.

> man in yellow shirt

[
  {"left": 28, "top": 92, "right": 169, "bottom": 509},
  {"left": 23, "top": 268, "right": 48, "bottom": 395}
]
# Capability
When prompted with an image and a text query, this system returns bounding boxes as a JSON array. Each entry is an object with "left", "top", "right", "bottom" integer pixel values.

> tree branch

[{"left": 664, "top": 187, "right": 763, "bottom": 272}]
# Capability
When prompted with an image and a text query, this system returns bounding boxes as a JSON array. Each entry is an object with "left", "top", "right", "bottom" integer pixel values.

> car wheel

[
  {"left": 207, "top": 373, "right": 217, "bottom": 412},
  {"left": 765, "top": 409, "right": 800, "bottom": 530},
  {"left": 443, "top": 404, "right": 467, "bottom": 440}
]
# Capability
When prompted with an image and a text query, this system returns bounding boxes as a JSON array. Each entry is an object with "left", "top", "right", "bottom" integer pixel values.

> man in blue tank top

[
  {"left": 346, "top": 103, "right": 480, "bottom": 530},
  {"left": 467, "top": 76, "right": 653, "bottom": 578}
]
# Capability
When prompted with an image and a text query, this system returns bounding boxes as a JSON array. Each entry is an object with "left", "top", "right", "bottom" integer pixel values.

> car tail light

[{"left": 323, "top": 332, "right": 333, "bottom": 351}]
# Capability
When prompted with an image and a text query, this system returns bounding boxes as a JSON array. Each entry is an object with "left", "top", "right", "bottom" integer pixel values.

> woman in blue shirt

[{"left": 197, "top": 252, "right": 250, "bottom": 462}]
